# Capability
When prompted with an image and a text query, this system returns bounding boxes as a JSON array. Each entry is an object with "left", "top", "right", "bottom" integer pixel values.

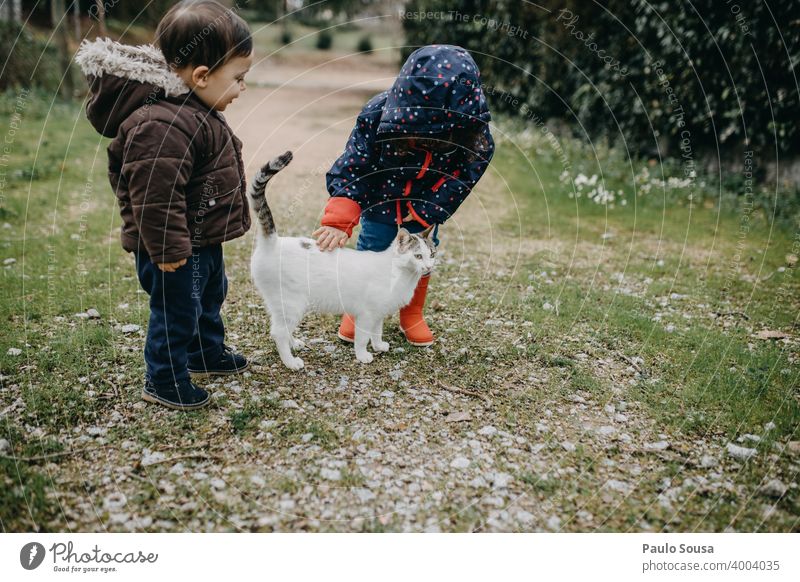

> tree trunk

[
  {"left": 72, "top": 0, "right": 81, "bottom": 42},
  {"left": 50, "top": 0, "right": 75, "bottom": 99},
  {"left": 94, "top": 0, "right": 107, "bottom": 37}
]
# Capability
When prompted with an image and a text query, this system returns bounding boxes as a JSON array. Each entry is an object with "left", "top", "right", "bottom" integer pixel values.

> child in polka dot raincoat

[{"left": 313, "top": 44, "right": 495, "bottom": 347}]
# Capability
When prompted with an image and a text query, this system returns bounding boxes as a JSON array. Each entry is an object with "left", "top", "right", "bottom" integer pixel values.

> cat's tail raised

[{"left": 249, "top": 150, "right": 293, "bottom": 239}]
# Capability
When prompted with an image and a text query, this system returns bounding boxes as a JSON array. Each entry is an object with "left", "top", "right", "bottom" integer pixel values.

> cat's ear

[
  {"left": 420, "top": 225, "right": 435, "bottom": 239},
  {"left": 397, "top": 228, "right": 412, "bottom": 251}
]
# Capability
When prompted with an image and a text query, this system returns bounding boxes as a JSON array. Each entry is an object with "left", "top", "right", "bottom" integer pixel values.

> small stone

[
  {"left": 561, "top": 441, "right": 576, "bottom": 452},
  {"left": 141, "top": 450, "right": 166, "bottom": 466},
  {"left": 699, "top": 455, "right": 717, "bottom": 468},
  {"left": 3, "top": 258, "right": 16, "bottom": 266},
  {"left": 389, "top": 369, "right": 403, "bottom": 381},
  {"left": 74, "top": 312, "right": 90, "bottom": 320},
  {"left": 380, "top": 390, "right": 395, "bottom": 399},
  {"left": 739, "top": 433, "right": 761, "bottom": 443},
  {"left": 445, "top": 411, "right": 471, "bottom": 423},
  {"left": 597, "top": 426, "right": 616, "bottom": 437},
  {"left": 516, "top": 510, "right": 535, "bottom": 524},
  {"left": 469, "top": 476, "right": 488, "bottom": 488},
  {"left": 120, "top": 324, "right": 141, "bottom": 334},
  {"left": 542, "top": 302, "right": 554, "bottom": 311},
  {"left": 0, "top": 438, "right": 9, "bottom": 453},
  {"left": 614, "top": 413, "right": 628, "bottom": 423},
  {"left": 86, "top": 308, "right": 101, "bottom": 319},
  {"left": 764, "top": 422, "right": 776, "bottom": 431},
  {"left": 786, "top": 441, "right": 800, "bottom": 455},
  {"left": 604, "top": 404, "right": 615, "bottom": 414},
  {"left": 547, "top": 515, "right": 562, "bottom": 530},
  {"left": 301, "top": 433, "right": 314, "bottom": 443},
  {"left": 760, "top": 479, "right": 786, "bottom": 498},
  {"left": 478, "top": 425, "right": 498, "bottom": 437},
  {"left": 210, "top": 478, "right": 226, "bottom": 490},
  {"left": 604, "top": 479, "right": 633, "bottom": 494},
  {"left": 320, "top": 468, "right": 341, "bottom": 481},
  {"left": 103, "top": 493, "right": 127, "bottom": 511},
  {"left": 726, "top": 442, "right": 757, "bottom": 461},
  {"left": 281, "top": 399, "right": 299, "bottom": 409},
  {"left": 6, "top": 347, "right": 22, "bottom": 356},
  {"left": 450, "top": 456, "right": 470, "bottom": 469},
  {"left": 353, "top": 488, "right": 375, "bottom": 502},
  {"left": 644, "top": 441, "right": 669, "bottom": 451},
  {"left": 490, "top": 472, "right": 512, "bottom": 489}
]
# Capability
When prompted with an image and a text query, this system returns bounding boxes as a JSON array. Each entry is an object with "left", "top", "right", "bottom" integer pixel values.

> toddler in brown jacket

[{"left": 77, "top": 0, "right": 254, "bottom": 410}]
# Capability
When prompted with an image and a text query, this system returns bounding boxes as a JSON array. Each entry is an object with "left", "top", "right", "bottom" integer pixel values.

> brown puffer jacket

[{"left": 75, "top": 38, "right": 250, "bottom": 263}]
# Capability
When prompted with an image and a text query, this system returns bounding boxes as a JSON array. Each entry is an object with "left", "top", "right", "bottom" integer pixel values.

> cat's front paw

[
  {"left": 372, "top": 340, "right": 390, "bottom": 353},
  {"left": 283, "top": 356, "right": 304, "bottom": 371},
  {"left": 356, "top": 351, "right": 374, "bottom": 364}
]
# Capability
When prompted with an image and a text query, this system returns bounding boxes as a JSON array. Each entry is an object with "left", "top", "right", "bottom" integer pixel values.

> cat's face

[{"left": 394, "top": 227, "right": 437, "bottom": 274}]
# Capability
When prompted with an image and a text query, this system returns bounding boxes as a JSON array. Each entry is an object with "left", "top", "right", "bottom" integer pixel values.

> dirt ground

[{"left": 6, "top": 49, "right": 796, "bottom": 534}]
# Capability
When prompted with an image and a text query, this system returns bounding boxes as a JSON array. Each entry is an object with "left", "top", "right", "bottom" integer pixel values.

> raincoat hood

[
  {"left": 75, "top": 37, "right": 191, "bottom": 138},
  {"left": 377, "top": 44, "right": 490, "bottom": 135}
]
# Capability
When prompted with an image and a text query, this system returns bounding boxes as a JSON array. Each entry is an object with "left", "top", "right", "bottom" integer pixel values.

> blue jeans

[
  {"left": 135, "top": 245, "right": 227, "bottom": 384},
  {"left": 356, "top": 217, "right": 440, "bottom": 252}
]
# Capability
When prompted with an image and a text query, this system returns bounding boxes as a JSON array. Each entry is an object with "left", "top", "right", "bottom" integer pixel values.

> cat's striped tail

[{"left": 249, "top": 150, "right": 293, "bottom": 238}]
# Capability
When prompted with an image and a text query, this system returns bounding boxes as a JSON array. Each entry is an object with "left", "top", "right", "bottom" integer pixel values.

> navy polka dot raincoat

[{"left": 321, "top": 45, "right": 495, "bottom": 235}]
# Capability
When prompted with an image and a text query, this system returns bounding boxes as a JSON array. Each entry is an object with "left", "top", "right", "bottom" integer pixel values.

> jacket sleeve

[
  {"left": 120, "top": 120, "right": 194, "bottom": 263},
  {"left": 411, "top": 126, "right": 495, "bottom": 225},
  {"left": 322, "top": 108, "right": 380, "bottom": 236}
]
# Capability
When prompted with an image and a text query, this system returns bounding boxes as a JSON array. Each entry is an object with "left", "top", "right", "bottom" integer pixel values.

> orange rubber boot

[
  {"left": 399, "top": 275, "right": 434, "bottom": 346},
  {"left": 337, "top": 314, "right": 356, "bottom": 343}
]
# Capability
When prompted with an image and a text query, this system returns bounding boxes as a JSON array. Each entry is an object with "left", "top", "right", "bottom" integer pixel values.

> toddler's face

[{"left": 178, "top": 53, "right": 253, "bottom": 112}]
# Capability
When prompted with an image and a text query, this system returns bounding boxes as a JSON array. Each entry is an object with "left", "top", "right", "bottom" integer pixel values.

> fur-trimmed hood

[{"left": 76, "top": 38, "right": 191, "bottom": 137}]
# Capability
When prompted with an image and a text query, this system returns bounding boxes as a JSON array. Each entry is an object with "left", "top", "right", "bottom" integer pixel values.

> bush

[
  {"left": 402, "top": 0, "right": 800, "bottom": 161},
  {"left": 357, "top": 35, "right": 373, "bottom": 53},
  {"left": 280, "top": 29, "right": 293, "bottom": 45},
  {"left": 316, "top": 30, "right": 333, "bottom": 50}
]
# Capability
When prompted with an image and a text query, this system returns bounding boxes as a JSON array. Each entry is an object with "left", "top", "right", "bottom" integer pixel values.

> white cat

[{"left": 249, "top": 151, "right": 437, "bottom": 370}]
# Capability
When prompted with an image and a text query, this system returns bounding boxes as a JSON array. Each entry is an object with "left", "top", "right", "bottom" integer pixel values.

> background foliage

[{"left": 403, "top": 0, "right": 800, "bottom": 163}]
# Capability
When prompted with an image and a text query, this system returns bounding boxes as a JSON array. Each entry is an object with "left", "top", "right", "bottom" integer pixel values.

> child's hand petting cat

[
  {"left": 312, "top": 226, "right": 349, "bottom": 251},
  {"left": 156, "top": 258, "right": 188, "bottom": 272}
]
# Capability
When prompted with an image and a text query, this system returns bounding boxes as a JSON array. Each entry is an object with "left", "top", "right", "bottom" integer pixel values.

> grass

[
  {"left": 0, "top": 90, "right": 798, "bottom": 532},
  {"left": 490, "top": 143, "right": 800, "bottom": 441}
]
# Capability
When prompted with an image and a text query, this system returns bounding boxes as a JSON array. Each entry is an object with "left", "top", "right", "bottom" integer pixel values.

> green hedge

[{"left": 402, "top": 0, "right": 800, "bottom": 161}]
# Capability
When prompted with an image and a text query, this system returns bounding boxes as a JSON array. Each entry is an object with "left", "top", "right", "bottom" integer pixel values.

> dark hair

[
  {"left": 155, "top": 0, "right": 252, "bottom": 72},
  {"left": 388, "top": 126, "right": 490, "bottom": 162}
]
